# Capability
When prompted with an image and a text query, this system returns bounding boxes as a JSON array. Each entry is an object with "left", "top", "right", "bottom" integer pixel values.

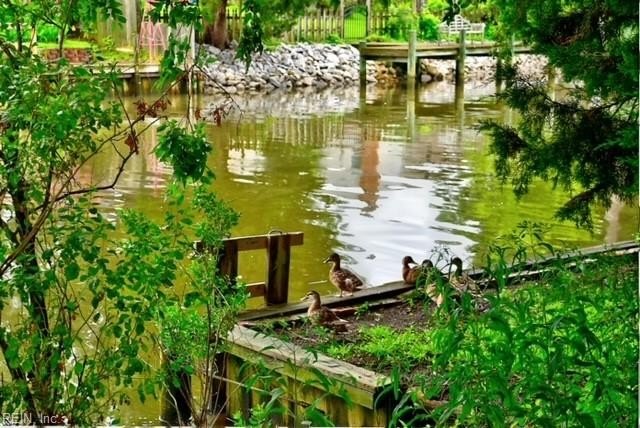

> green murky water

[{"left": 87, "top": 82, "right": 636, "bottom": 423}]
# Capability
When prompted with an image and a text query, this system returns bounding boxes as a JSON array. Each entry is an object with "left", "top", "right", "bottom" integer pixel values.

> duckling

[
  {"left": 302, "top": 290, "right": 348, "bottom": 329},
  {"left": 323, "top": 253, "right": 363, "bottom": 297},
  {"left": 402, "top": 256, "right": 422, "bottom": 284}
]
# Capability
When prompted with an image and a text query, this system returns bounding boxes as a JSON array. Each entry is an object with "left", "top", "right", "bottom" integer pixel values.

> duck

[
  {"left": 402, "top": 256, "right": 422, "bottom": 284},
  {"left": 449, "top": 257, "right": 490, "bottom": 312},
  {"left": 323, "top": 253, "right": 363, "bottom": 297},
  {"left": 449, "top": 257, "right": 481, "bottom": 294},
  {"left": 302, "top": 290, "right": 348, "bottom": 329}
]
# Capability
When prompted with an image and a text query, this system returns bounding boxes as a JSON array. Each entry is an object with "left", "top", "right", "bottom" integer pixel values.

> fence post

[
  {"left": 455, "top": 29, "right": 466, "bottom": 88},
  {"left": 339, "top": 0, "right": 345, "bottom": 38},
  {"left": 366, "top": 0, "right": 371, "bottom": 36},
  {"left": 265, "top": 232, "right": 291, "bottom": 305}
]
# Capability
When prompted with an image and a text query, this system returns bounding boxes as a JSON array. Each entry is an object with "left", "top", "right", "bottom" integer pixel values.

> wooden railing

[{"left": 195, "top": 231, "right": 304, "bottom": 306}]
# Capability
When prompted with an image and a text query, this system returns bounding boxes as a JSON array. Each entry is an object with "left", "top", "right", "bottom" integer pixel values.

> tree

[
  {"left": 202, "top": 0, "right": 230, "bottom": 49},
  {"left": 478, "top": 0, "right": 638, "bottom": 228},
  {"left": 0, "top": 0, "right": 246, "bottom": 424}
]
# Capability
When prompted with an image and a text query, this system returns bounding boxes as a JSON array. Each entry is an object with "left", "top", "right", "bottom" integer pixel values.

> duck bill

[{"left": 322, "top": 257, "right": 331, "bottom": 264}]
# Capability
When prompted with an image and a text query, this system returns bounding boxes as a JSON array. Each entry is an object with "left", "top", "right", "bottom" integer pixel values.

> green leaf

[{"left": 65, "top": 262, "right": 80, "bottom": 280}]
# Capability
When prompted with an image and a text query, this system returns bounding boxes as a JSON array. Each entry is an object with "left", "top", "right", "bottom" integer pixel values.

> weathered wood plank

[
  {"left": 245, "top": 282, "right": 266, "bottom": 298},
  {"left": 227, "top": 325, "right": 390, "bottom": 408},
  {"left": 240, "top": 280, "right": 413, "bottom": 321},
  {"left": 194, "top": 232, "right": 303, "bottom": 254}
]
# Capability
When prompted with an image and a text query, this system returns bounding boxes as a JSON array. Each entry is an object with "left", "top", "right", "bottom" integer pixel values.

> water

[{"left": 88, "top": 82, "right": 635, "bottom": 423}]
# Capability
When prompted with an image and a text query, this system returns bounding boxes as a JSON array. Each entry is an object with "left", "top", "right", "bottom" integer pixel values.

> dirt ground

[{"left": 254, "top": 296, "right": 437, "bottom": 379}]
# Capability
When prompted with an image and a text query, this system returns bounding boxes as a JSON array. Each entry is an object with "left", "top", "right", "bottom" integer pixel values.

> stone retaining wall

[{"left": 199, "top": 43, "right": 548, "bottom": 94}]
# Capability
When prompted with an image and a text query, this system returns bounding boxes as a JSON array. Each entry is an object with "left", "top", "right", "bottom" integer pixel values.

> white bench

[{"left": 439, "top": 15, "right": 486, "bottom": 38}]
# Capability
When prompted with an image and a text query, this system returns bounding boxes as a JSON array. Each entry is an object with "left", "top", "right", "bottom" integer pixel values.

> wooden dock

[
  {"left": 358, "top": 30, "right": 532, "bottom": 86},
  {"left": 359, "top": 40, "right": 531, "bottom": 62}
]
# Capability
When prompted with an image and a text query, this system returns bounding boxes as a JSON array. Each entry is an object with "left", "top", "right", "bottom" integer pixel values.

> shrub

[
  {"left": 325, "top": 33, "right": 342, "bottom": 44},
  {"left": 426, "top": 0, "right": 448, "bottom": 17},
  {"left": 418, "top": 12, "right": 440, "bottom": 41},
  {"left": 384, "top": 4, "right": 417, "bottom": 41}
]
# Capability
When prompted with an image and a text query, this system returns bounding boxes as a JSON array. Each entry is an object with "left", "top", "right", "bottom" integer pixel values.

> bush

[
  {"left": 426, "top": 0, "right": 448, "bottom": 17},
  {"left": 384, "top": 4, "right": 417, "bottom": 41},
  {"left": 325, "top": 33, "right": 342, "bottom": 44},
  {"left": 418, "top": 12, "right": 440, "bottom": 41},
  {"left": 1, "top": 24, "right": 60, "bottom": 43}
]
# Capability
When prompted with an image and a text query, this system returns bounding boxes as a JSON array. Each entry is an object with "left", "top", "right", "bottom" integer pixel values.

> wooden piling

[
  {"left": 455, "top": 29, "right": 466, "bottom": 88},
  {"left": 407, "top": 29, "right": 417, "bottom": 85},
  {"left": 265, "top": 232, "right": 291, "bottom": 305},
  {"left": 359, "top": 42, "right": 367, "bottom": 89}
]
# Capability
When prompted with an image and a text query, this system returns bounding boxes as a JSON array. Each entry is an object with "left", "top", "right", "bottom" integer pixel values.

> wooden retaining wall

[{"left": 225, "top": 324, "right": 392, "bottom": 426}]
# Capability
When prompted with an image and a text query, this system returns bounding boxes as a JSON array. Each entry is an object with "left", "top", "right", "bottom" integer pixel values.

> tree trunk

[{"left": 210, "top": 0, "right": 229, "bottom": 49}]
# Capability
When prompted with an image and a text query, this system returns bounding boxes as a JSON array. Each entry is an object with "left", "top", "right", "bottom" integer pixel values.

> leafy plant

[
  {"left": 418, "top": 12, "right": 440, "bottom": 41},
  {"left": 384, "top": 4, "right": 417, "bottom": 41}
]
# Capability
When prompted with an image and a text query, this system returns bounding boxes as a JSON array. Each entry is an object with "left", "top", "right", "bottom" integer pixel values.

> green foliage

[
  {"left": 421, "top": 253, "right": 638, "bottom": 426},
  {"left": 236, "top": 0, "right": 265, "bottom": 68},
  {"left": 384, "top": 4, "right": 417, "bottom": 40},
  {"left": 426, "top": 0, "right": 448, "bottom": 16},
  {"left": 0, "top": 0, "right": 244, "bottom": 424},
  {"left": 480, "top": 0, "right": 639, "bottom": 228},
  {"left": 325, "top": 33, "right": 342, "bottom": 44},
  {"left": 156, "top": 122, "right": 212, "bottom": 184},
  {"left": 418, "top": 12, "right": 440, "bottom": 41}
]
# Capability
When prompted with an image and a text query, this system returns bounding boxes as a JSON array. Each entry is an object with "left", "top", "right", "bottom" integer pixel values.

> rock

[{"left": 420, "top": 73, "right": 432, "bottom": 83}]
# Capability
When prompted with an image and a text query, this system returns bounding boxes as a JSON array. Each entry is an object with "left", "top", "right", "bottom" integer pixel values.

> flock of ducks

[{"left": 303, "top": 252, "right": 489, "bottom": 329}]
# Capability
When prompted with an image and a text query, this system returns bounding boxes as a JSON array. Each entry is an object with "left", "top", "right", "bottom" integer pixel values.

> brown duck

[
  {"left": 302, "top": 290, "right": 347, "bottom": 328},
  {"left": 402, "top": 256, "right": 422, "bottom": 284},
  {"left": 323, "top": 253, "right": 363, "bottom": 297}
]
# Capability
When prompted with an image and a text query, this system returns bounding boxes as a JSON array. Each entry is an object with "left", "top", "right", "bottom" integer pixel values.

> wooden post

[
  {"left": 161, "top": 351, "right": 192, "bottom": 426},
  {"left": 455, "top": 29, "right": 466, "bottom": 88},
  {"left": 265, "top": 233, "right": 291, "bottom": 305},
  {"left": 217, "top": 241, "right": 239, "bottom": 285},
  {"left": 339, "top": 0, "right": 345, "bottom": 38},
  {"left": 365, "top": 0, "right": 371, "bottom": 36},
  {"left": 359, "top": 41, "right": 367, "bottom": 89},
  {"left": 407, "top": 29, "right": 417, "bottom": 85}
]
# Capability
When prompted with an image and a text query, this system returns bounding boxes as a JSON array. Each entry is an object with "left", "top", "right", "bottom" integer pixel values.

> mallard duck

[
  {"left": 302, "top": 290, "right": 347, "bottom": 329},
  {"left": 449, "top": 257, "right": 480, "bottom": 294},
  {"left": 402, "top": 256, "right": 422, "bottom": 284},
  {"left": 323, "top": 253, "right": 363, "bottom": 297},
  {"left": 449, "top": 257, "right": 490, "bottom": 312}
]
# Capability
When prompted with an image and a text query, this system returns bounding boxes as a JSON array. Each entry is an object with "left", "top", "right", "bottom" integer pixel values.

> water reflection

[{"left": 89, "top": 82, "right": 635, "bottom": 299}]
